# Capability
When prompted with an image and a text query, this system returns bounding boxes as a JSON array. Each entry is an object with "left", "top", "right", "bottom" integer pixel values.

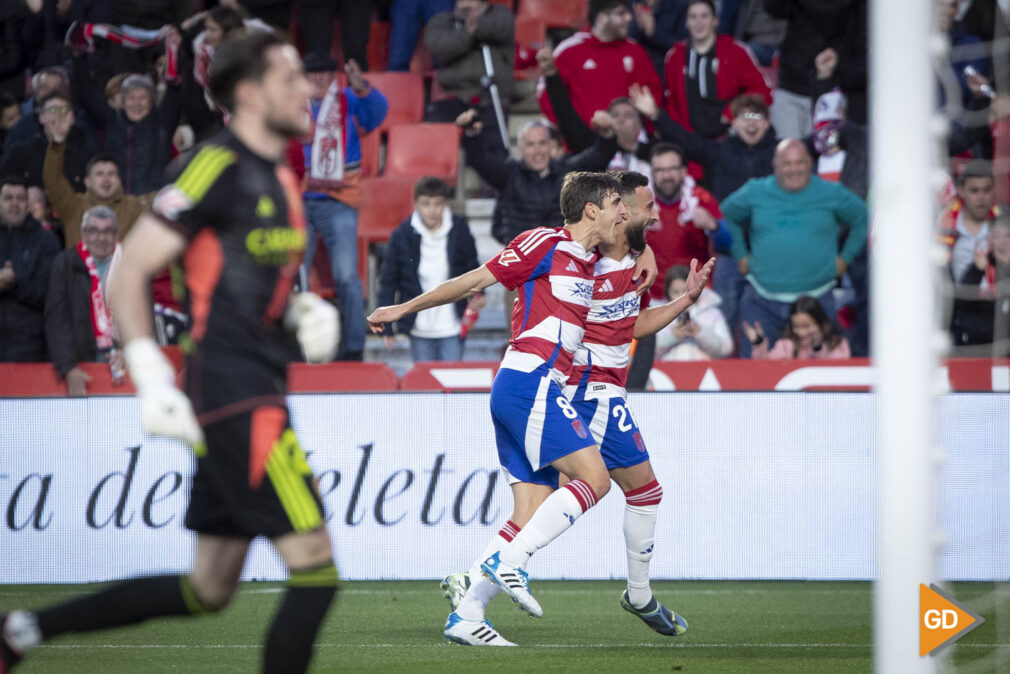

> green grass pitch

[{"left": 2, "top": 581, "right": 1004, "bottom": 673}]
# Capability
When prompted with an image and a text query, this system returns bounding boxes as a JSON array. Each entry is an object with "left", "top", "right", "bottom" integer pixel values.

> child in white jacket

[{"left": 655, "top": 265, "right": 734, "bottom": 360}]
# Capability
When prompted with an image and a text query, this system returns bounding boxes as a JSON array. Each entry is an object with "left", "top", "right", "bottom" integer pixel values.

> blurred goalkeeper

[{"left": 1, "top": 30, "right": 340, "bottom": 674}]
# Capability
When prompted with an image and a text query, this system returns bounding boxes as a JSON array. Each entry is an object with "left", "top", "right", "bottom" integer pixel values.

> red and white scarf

[
  {"left": 306, "top": 80, "right": 347, "bottom": 192},
  {"left": 77, "top": 241, "right": 121, "bottom": 350}
]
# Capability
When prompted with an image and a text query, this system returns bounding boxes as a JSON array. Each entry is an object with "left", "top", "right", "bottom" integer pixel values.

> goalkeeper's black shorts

[{"left": 184, "top": 404, "right": 325, "bottom": 539}]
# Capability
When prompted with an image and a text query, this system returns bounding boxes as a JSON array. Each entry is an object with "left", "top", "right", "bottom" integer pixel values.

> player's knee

[
  {"left": 624, "top": 479, "right": 663, "bottom": 508},
  {"left": 185, "top": 574, "right": 235, "bottom": 613},
  {"left": 587, "top": 475, "right": 611, "bottom": 501}
]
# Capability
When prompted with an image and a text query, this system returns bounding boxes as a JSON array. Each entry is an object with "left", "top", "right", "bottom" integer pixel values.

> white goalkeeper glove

[
  {"left": 285, "top": 292, "right": 340, "bottom": 363},
  {"left": 124, "top": 337, "right": 204, "bottom": 447}
]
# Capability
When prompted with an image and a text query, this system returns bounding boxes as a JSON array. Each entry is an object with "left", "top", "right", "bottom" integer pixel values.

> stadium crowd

[{"left": 0, "top": 0, "right": 1007, "bottom": 395}]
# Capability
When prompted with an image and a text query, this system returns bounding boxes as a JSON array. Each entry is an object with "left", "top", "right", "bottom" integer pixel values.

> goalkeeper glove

[
  {"left": 124, "top": 337, "right": 204, "bottom": 447},
  {"left": 285, "top": 292, "right": 340, "bottom": 363}
]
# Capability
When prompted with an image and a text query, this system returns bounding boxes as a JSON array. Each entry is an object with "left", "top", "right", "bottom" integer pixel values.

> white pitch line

[
  {"left": 37, "top": 643, "right": 1010, "bottom": 650},
  {"left": 238, "top": 587, "right": 869, "bottom": 596}
]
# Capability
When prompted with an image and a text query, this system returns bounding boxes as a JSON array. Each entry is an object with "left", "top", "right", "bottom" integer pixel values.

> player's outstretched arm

[
  {"left": 633, "top": 257, "right": 716, "bottom": 338},
  {"left": 108, "top": 213, "right": 204, "bottom": 447},
  {"left": 367, "top": 264, "right": 498, "bottom": 333}
]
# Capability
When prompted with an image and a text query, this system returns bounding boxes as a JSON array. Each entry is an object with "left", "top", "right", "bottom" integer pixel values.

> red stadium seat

[
  {"left": 362, "top": 72, "right": 425, "bottom": 131},
  {"left": 517, "top": 0, "right": 588, "bottom": 29},
  {"left": 384, "top": 123, "right": 461, "bottom": 184},
  {"left": 357, "top": 176, "right": 417, "bottom": 300},
  {"left": 358, "top": 129, "right": 382, "bottom": 177},
  {"left": 514, "top": 16, "right": 548, "bottom": 80}
]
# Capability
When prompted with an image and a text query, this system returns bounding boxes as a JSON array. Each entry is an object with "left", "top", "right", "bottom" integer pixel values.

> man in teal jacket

[{"left": 721, "top": 139, "right": 868, "bottom": 357}]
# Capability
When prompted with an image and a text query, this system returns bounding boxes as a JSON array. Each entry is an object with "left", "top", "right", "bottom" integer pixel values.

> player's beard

[
  {"left": 626, "top": 221, "right": 648, "bottom": 253},
  {"left": 265, "top": 110, "right": 310, "bottom": 139}
]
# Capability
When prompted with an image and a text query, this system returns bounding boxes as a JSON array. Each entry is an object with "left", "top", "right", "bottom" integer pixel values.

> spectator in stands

[
  {"left": 72, "top": 30, "right": 184, "bottom": 195},
  {"left": 805, "top": 88, "right": 869, "bottom": 355},
  {"left": 377, "top": 176, "right": 484, "bottom": 362},
  {"left": 663, "top": 0, "right": 772, "bottom": 141},
  {"left": 43, "top": 91, "right": 154, "bottom": 248},
  {"left": 44, "top": 205, "right": 124, "bottom": 396},
  {"left": 743, "top": 294, "right": 851, "bottom": 359},
  {"left": 240, "top": 0, "right": 293, "bottom": 30},
  {"left": 950, "top": 216, "right": 1010, "bottom": 355},
  {"left": 0, "top": 93, "right": 20, "bottom": 147},
  {"left": 538, "top": 0, "right": 663, "bottom": 128},
  {"left": 27, "top": 186, "right": 61, "bottom": 244},
  {"left": 655, "top": 263, "right": 733, "bottom": 360},
  {"left": 3, "top": 65, "right": 71, "bottom": 153},
  {"left": 300, "top": 1, "right": 373, "bottom": 70},
  {"left": 719, "top": 0, "right": 786, "bottom": 66},
  {"left": 722, "top": 139, "right": 868, "bottom": 358},
  {"left": 458, "top": 108, "right": 617, "bottom": 315},
  {"left": 629, "top": 0, "right": 690, "bottom": 81},
  {"left": 765, "top": 0, "right": 862, "bottom": 139},
  {"left": 423, "top": 0, "right": 514, "bottom": 141},
  {"left": 939, "top": 162, "right": 998, "bottom": 285},
  {"left": 537, "top": 48, "right": 652, "bottom": 179},
  {"left": 0, "top": 176, "right": 60, "bottom": 362},
  {"left": 301, "top": 51, "right": 388, "bottom": 361},
  {"left": 388, "top": 0, "right": 455, "bottom": 71},
  {"left": 937, "top": 0, "right": 990, "bottom": 108},
  {"left": 646, "top": 142, "right": 728, "bottom": 301},
  {"left": 632, "top": 87, "right": 777, "bottom": 333},
  {"left": 0, "top": 89, "right": 97, "bottom": 193},
  {"left": 457, "top": 109, "right": 618, "bottom": 245},
  {"left": 809, "top": 13, "right": 867, "bottom": 126}
]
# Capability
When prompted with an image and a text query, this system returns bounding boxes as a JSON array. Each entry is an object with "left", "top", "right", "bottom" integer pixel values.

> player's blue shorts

[
  {"left": 569, "top": 383, "right": 650, "bottom": 471},
  {"left": 490, "top": 363, "right": 596, "bottom": 489}
]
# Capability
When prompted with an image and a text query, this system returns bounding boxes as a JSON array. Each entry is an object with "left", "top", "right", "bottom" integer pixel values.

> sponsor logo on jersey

[
  {"left": 592, "top": 383, "right": 606, "bottom": 391},
  {"left": 599, "top": 279, "right": 614, "bottom": 293},
  {"left": 246, "top": 227, "right": 306, "bottom": 265},
  {"left": 596, "top": 296, "right": 641, "bottom": 320},
  {"left": 573, "top": 281, "right": 595, "bottom": 300},
  {"left": 566, "top": 260, "right": 581, "bottom": 273},
  {"left": 498, "top": 249, "right": 521, "bottom": 266}
]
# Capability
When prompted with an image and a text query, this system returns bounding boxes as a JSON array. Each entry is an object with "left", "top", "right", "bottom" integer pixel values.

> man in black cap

[{"left": 300, "top": 52, "right": 388, "bottom": 360}]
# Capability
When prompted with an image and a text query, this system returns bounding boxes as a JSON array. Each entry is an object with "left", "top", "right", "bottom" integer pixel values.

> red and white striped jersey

[
  {"left": 567, "top": 253, "right": 649, "bottom": 390},
  {"left": 486, "top": 227, "right": 598, "bottom": 383}
]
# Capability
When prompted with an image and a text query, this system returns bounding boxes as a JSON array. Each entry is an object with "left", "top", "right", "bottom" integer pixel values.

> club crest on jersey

[
  {"left": 571, "top": 419, "right": 589, "bottom": 439},
  {"left": 498, "top": 249, "right": 521, "bottom": 266}
]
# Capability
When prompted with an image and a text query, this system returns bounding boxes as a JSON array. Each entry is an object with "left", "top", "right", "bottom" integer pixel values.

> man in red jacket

[
  {"left": 537, "top": 0, "right": 663, "bottom": 127},
  {"left": 645, "top": 142, "right": 726, "bottom": 301},
  {"left": 664, "top": 0, "right": 771, "bottom": 140}
]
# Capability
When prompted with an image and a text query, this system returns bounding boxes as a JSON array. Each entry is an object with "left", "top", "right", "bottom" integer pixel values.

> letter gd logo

[{"left": 919, "top": 584, "right": 985, "bottom": 656}]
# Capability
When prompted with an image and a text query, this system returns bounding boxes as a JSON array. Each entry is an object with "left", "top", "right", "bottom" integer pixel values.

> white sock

[
  {"left": 468, "top": 521, "right": 520, "bottom": 580},
  {"left": 456, "top": 576, "right": 500, "bottom": 622},
  {"left": 623, "top": 480, "right": 663, "bottom": 609},
  {"left": 499, "top": 480, "right": 598, "bottom": 568}
]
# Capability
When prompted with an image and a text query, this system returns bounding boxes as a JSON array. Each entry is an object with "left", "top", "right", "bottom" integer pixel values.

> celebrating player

[
  {"left": 441, "top": 171, "right": 715, "bottom": 644},
  {"left": 369, "top": 171, "right": 656, "bottom": 645},
  {"left": 1, "top": 30, "right": 341, "bottom": 674}
]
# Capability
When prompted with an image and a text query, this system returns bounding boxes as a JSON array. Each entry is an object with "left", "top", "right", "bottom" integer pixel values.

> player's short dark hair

[
  {"left": 85, "top": 154, "right": 120, "bottom": 176},
  {"left": 686, "top": 0, "right": 717, "bottom": 15},
  {"left": 650, "top": 141, "right": 686, "bottom": 164},
  {"left": 0, "top": 175, "right": 27, "bottom": 191},
  {"left": 589, "top": 0, "right": 627, "bottom": 25},
  {"left": 560, "top": 171, "right": 620, "bottom": 224},
  {"left": 608, "top": 170, "right": 649, "bottom": 198},
  {"left": 208, "top": 5, "right": 245, "bottom": 34},
  {"left": 956, "top": 160, "right": 993, "bottom": 187},
  {"left": 413, "top": 176, "right": 451, "bottom": 200},
  {"left": 729, "top": 94, "right": 769, "bottom": 119},
  {"left": 209, "top": 28, "right": 286, "bottom": 112}
]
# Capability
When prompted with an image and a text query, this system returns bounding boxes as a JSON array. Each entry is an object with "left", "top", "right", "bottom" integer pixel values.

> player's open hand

[
  {"left": 685, "top": 257, "right": 715, "bottom": 302},
  {"left": 285, "top": 292, "right": 340, "bottom": 363},
  {"left": 124, "top": 338, "right": 205, "bottom": 448},
  {"left": 367, "top": 305, "right": 405, "bottom": 333}
]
